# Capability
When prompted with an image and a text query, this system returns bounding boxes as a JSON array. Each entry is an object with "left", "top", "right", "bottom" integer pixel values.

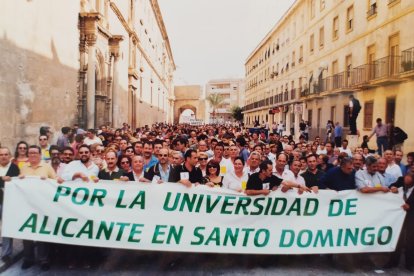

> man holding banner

[
  {"left": 246, "top": 160, "right": 282, "bottom": 195},
  {"left": 168, "top": 149, "right": 203, "bottom": 187},
  {"left": 19, "top": 145, "right": 57, "bottom": 271},
  {"left": 0, "top": 147, "right": 19, "bottom": 264},
  {"left": 61, "top": 144, "right": 99, "bottom": 182}
]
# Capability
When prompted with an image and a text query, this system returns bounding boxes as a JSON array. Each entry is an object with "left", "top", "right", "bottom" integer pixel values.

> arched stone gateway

[
  {"left": 173, "top": 85, "right": 206, "bottom": 124},
  {"left": 177, "top": 105, "right": 197, "bottom": 123}
]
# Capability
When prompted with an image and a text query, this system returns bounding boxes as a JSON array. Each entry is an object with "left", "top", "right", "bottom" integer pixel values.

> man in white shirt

[
  {"left": 61, "top": 144, "right": 99, "bottom": 182},
  {"left": 83, "top": 129, "right": 102, "bottom": 146},
  {"left": 208, "top": 143, "right": 232, "bottom": 176},
  {"left": 355, "top": 156, "right": 392, "bottom": 193},
  {"left": 243, "top": 151, "right": 261, "bottom": 176},
  {"left": 384, "top": 150, "right": 403, "bottom": 179},
  {"left": 339, "top": 139, "right": 353, "bottom": 157}
]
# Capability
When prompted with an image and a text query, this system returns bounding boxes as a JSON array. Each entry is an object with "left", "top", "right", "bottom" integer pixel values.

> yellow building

[
  {"left": 244, "top": 0, "right": 414, "bottom": 152},
  {"left": 0, "top": 0, "right": 175, "bottom": 148}
]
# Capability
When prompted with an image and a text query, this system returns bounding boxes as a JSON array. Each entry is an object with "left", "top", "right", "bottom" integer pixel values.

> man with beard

[
  {"left": 61, "top": 144, "right": 99, "bottom": 182},
  {"left": 142, "top": 140, "right": 158, "bottom": 172},
  {"left": 60, "top": 144, "right": 100, "bottom": 268},
  {"left": 60, "top": 147, "right": 75, "bottom": 164},
  {"left": 145, "top": 148, "right": 173, "bottom": 182},
  {"left": 98, "top": 150, "right": 123, "bottom": 180}
]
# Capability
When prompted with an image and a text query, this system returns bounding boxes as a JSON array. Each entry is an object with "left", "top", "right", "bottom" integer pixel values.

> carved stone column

[
  {"left": 109, "top": 35, "right": 124, "bottom": 127},
  {"left": 80, "top": 12, "right": 100, "bottom": 129}
]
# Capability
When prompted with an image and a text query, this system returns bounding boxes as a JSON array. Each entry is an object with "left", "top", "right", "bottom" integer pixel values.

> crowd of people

[{"left": 0, "top": 121, "right": 413, "bottom": 271}]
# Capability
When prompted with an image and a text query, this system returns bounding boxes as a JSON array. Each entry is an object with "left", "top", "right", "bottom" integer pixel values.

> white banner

[{"left": 2, "top": 177, "right": 406, "bottom": 254}]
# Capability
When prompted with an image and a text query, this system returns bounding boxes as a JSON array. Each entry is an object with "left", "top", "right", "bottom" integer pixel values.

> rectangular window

[
  {"left": 347, "top": 5, "right": 354, "bottom": 31},
  {"left": 308, "top": 109, "right": 313, "bottom": 127},
  {"left": 343, "top": 105, "right": 350, "bottom": 127},
  {"left": 332, "top": 60, "right": 339, "bottom": 75},
  {"left": 320, "top": 0, "right": 325, "bottom": 11},
  {"left": 389, "top": 33, "right": 400, "bottom": 76},
  {"left": 310, "top": 34, "right": 315, "bottom": 54},
  {"left": 364, "top": 101, "right": 374, "bottom": 129},
  {"left": 386, "top": 97, "right": 396, "bottom": 124},
  {"left": 345, "top": 54, "right": 352, "bottom": 84},
  {"left": 332, "top": 16, "right": 339, "bottom": 40},
  {"left": 299, "top": 45, "right": 304, "bottom": 63},
  {"left": 310, "top": 0, "right": 316, "bottom": 19},
  {"left": 367, "top": 0, "right": 377, "bottom": 17},
  {"left": 317, "top": 108, "right": 322, "bottom": 129},
  {"left": 319, "top": 26, "right": 325, "bottom": 48},
  {"left": 330, "top": 106, "right": 336, "bottom": 122},
  {"left": 367, "top": 44, "right": 376, "bottom": 80}
]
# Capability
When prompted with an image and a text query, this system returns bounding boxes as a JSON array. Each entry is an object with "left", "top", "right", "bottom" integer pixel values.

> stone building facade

[
  {"left": 244, "top": 0, "right": 414, "bottom": 152},
  {"left": 205, "top": 79, "right": 245, "bottom": 124},
  {"left": 0, "top": 0, "right": 175, "bottom": 149}
]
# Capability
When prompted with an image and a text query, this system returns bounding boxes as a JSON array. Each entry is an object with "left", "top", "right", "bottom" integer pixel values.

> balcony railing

[
  {"left": 402, "top": 47, "right": 414, "bottom": 73},
  {"left": 371, "top": 55, "right": 401, "bottom": 80},
  {"left": 245, "top": 48, "right": 413, "bottom": 111}
]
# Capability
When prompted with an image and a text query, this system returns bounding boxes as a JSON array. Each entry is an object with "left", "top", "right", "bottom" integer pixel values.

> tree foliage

[{"left": 231, "top": 106, "right": 244, "bottom": 122}]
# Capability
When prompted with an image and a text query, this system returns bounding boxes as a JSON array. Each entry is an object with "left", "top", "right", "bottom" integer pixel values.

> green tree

[
  {"left": 206, "top": 93, "right": 224, "bottom": 123},
  {"left": 231, "top": 106, "right": 244, "bottom": 122}
]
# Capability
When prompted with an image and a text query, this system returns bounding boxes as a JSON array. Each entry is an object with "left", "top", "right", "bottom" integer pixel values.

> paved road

[{"left": 2, "top": 248, "right": 413, "bottom": 275}]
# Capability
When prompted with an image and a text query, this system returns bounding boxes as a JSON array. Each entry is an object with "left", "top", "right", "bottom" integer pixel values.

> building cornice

[
  {"left": 245, "top": 0, "right": 301, "bottom": 64},
  {"left": 150, "top": 0, "right": 176, "bottom": 70},
  {"left": 109, "top": 1, "right": 174, "bottom": 90}
]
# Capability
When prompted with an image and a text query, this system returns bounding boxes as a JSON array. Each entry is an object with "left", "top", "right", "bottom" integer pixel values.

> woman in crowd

[
  {"left": 222, "top": 157, "right": 248, "bottom": 192},
  {"left": 13, "top": 141, "right": 29, "bottom": 169},
  {"left": 118, "top": 155, "right": 132, "bottom": 174},
  {"left": 202, "top": 160, "right": 223, "bottom": 187},
  {"left": 124, "top": 146, "right": 135, "bottom": 159},
  {"left": 197, "top": 152, "right": 208, "bottom": 177}
]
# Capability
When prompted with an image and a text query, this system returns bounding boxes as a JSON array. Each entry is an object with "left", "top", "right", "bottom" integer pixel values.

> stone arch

[{"left": 175, "top": 103, "right": 197, "bottom": 124}]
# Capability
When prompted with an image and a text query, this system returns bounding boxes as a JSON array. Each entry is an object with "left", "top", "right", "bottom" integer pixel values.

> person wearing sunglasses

[
  {"left": 38, "top": 135, "right": 51, "bottom": 162},
  {"left": 202, "top": 160, "right": 223, "bottom": 188},
  {"left": 144, "top": 148, "right": 173, "bottom": 183},
  {"left": 118, "top": 156, "right": 132, "bottom": 174},
  {"left": 124, "top": 146, "right": 135, "bottom": 158},
  {"left": 12, "top": 141, "right": 29, "bottom": 169},
  {"left": 197, "top": 152, "right": 209, "bottom": 177},
  {"left": 61, "top": 144, "right": 99, "bottom": 183}
]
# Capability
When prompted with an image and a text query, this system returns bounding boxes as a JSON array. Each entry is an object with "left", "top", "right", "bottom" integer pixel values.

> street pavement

[{"left": 1, "top": 247, "right": 413, "bottom": 275}]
